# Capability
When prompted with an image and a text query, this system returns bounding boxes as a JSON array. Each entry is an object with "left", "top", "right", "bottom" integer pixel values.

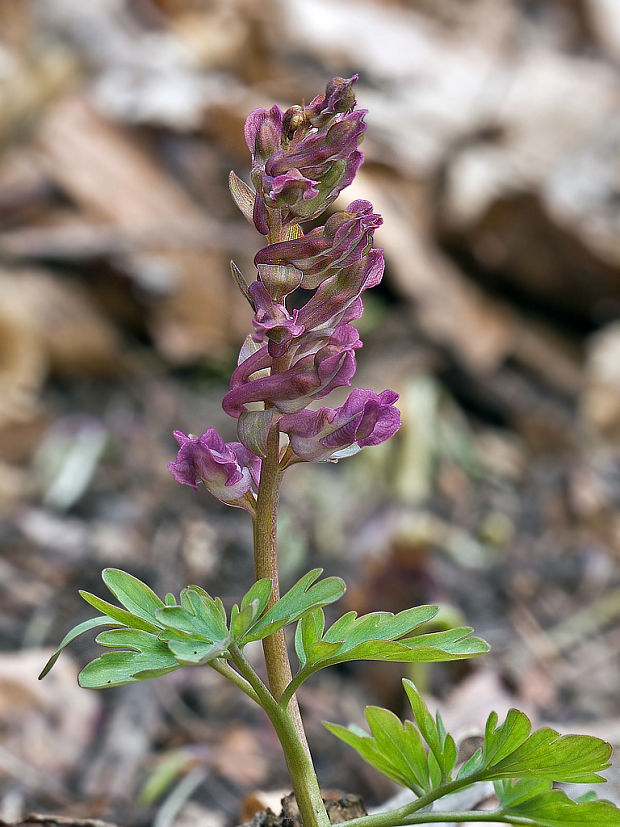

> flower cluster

[{"left": 168, "top": 76, "right": 401, "bottom": 509}]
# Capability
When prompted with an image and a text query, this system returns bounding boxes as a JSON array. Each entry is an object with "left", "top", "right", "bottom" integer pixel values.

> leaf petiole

[{"left": 208, "top": 659, "right": 260, "bottom": 704}]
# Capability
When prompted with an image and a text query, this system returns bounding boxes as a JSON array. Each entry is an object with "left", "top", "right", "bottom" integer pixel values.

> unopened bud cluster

[{"left": 169, "top": 76, "right": 400, "bottom": 510}]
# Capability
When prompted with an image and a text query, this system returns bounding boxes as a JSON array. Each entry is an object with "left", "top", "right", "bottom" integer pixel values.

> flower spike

[{"left": 171, "top": 75, "right": 400, "bottom": 499}]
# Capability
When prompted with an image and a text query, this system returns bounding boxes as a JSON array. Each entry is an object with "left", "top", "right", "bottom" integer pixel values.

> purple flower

[
  {"left": 249, "top": 281, "right": 305, "bottom": 357},
  {"left": 168, "top": 429, "right": 260, "bottom": 509},
  {"left": 265, "top": 112, "right": 366, "bottom": 180},
  {"left": 264, "top": 168, "right": 320, "bottom": 205},
  {"left": 296, "top": 248, "right": 384, "bottom": 335},
  {"left": 255, "top": 200, "right": 382, "bottom": 290},
  {"left": 259, "top": 112, "right": 366, "bottom": 224},
  {"left": 245, "top": 105, "right": 283, "bottom": 166},
  {"left": 223, "top": 325, "right": 361, "bottom": 417},
  {"left": 280, "top": 389, "right": 401, "bottom": 461}
]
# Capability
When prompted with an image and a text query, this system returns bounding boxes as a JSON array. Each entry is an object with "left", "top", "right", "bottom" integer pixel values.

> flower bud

[
  {"left": 244, "top": 105, "right": 283, "bottom": 166},
  {"left": 307, "top": 75, "right": 359, "bottom": 126},
  {"left": 282, "top": 105, "right": 306, "bottom": 140}
]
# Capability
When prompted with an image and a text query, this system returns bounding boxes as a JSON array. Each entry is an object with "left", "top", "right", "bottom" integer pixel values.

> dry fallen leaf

[
  {"left": 213, "top": 727, "right": 268, "bottom": 788},
  {"left": 0, "top": 650, "right": 100, "bottom": 784}
]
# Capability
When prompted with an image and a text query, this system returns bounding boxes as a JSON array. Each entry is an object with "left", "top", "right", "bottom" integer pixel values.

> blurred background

[{"left": 1, "top": 0, "right": 620, "bottom": 824}]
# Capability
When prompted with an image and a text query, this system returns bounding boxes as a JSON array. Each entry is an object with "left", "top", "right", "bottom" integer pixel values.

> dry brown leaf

[
  {"left": 140, "top": 247, "right": 251, "bottom": 363},
  {"left": 213, "top": 727, "right": 268, "bottom": 788},
  {"left": 338, "top": 172, "right": 518, "bottom": 373},
  {"left": 35, "top": 96, "right": 251, "bottom": 359},
  {"left": 0, "top": 44, "right": 77, "bottom": 148},
  {"left": 0, "top": 268, "right": 125, "bottom": 378},
  {"left": 340, "top": 171, "right": 583, "bottom": 393},
  {"left": 36, "top": 96, "right": 214, "bottom": 237},
  {"left": 581, "top": 322, "right": 620, "bottom": 443},
  {"left": 0, "top": 276, "right": 47, "bottom": 427},
  {"left": 0, "top": 650, "right": 100, "bottom": 783},
  {"left": 588, "top": 0, "right": 620, "bottom": 60}
]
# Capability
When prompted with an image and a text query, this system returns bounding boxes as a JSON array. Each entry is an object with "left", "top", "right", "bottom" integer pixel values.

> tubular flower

[
  {"left": 244, "top": 104, "right": 283, "bottom": 167},
  {"left": 223, "top": 325, "right": 361, "bottom": 417},
  {"left": 168, "top": 429, "right": 259, "bottom": 510},
  {"left": 296, "top": 248, "right": 384, "bottom": 334},
  {"left": 280, "top": 389, "right": 401, "bottom": 462},
  {"left": 254, "top": 200, "right": 382, "bottom": 290},
  {"left": 280, "top": 388, "right": 400, "bottom": 462},
  {"left": 306, "top": 75, "right": 359, "bottom": 125},
  {"left": 249, "top": 281, "right": 305, "bottom": 357}
]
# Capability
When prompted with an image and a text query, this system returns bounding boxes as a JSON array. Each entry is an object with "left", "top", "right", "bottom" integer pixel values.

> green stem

[
  {"left": 208, "top": 659, "right": 260, "bottom": 703},
  {"left": 342, "top": 778, "right": 486, "bottom": 827},
  {"left": 252, "top": 415, "right": 328, "bottom": 826},
  {"left": 230, "top": 644, "right": 331, "bottom": 827},
  {"left": 378, "top": 812, "right": 528, "bottom": 825},
  {"left": 280, "top": 666, "right": 312, "bottom": 708}
]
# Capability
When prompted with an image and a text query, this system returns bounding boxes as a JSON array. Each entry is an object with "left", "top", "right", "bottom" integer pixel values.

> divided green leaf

[
  {"left": 79, "top": 590, "right": 161, "bottom": 634},
  {"left": 494, "top": 780, "right": 620, "bottom": 826},
  {"left": 79, "top": 628, "right": 179, "bottom": 688},
  {"left": 155, "top": 586, "right": 232, "bottom": 664},
  {"left": 326, "top": 679, "right": 618, "bottom": 825},
  {"left": 39, "top": 615, "right": 124, "bottom": 680},
  {"left": 41, "top": 568, "right": 346, "bottom": 689},
  {"left": 323, "top": 720, "right": 414, "bottom": 789},
  {"left": 403, "top": 680, "right": 457, "bottom": 781},
  {"left": 40, "top": 569, "right": 169, "bottom": 682},
  {"left": 296, "top": 606, "right": 488, "bottom": 678},
  {"left": 458, "top": 707, "right": 613, "bottom": 784},
  {"left": 326, "top": 679, "right": 457, "bottom": 794},
  {"left": 41, "top": 570, "right": 233, "bottom": 686},
  {"left": 155, "top": 587, "right": 229, "bottom": 642},
  {"left": 238, "top": 569, "right": 345, "bottom": 645},
  {"left": 230, "top": 578, "right": 272, "bottom": 640},
  {"left": 101, "top": 568, "right": 165, "bottom": 623}
]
